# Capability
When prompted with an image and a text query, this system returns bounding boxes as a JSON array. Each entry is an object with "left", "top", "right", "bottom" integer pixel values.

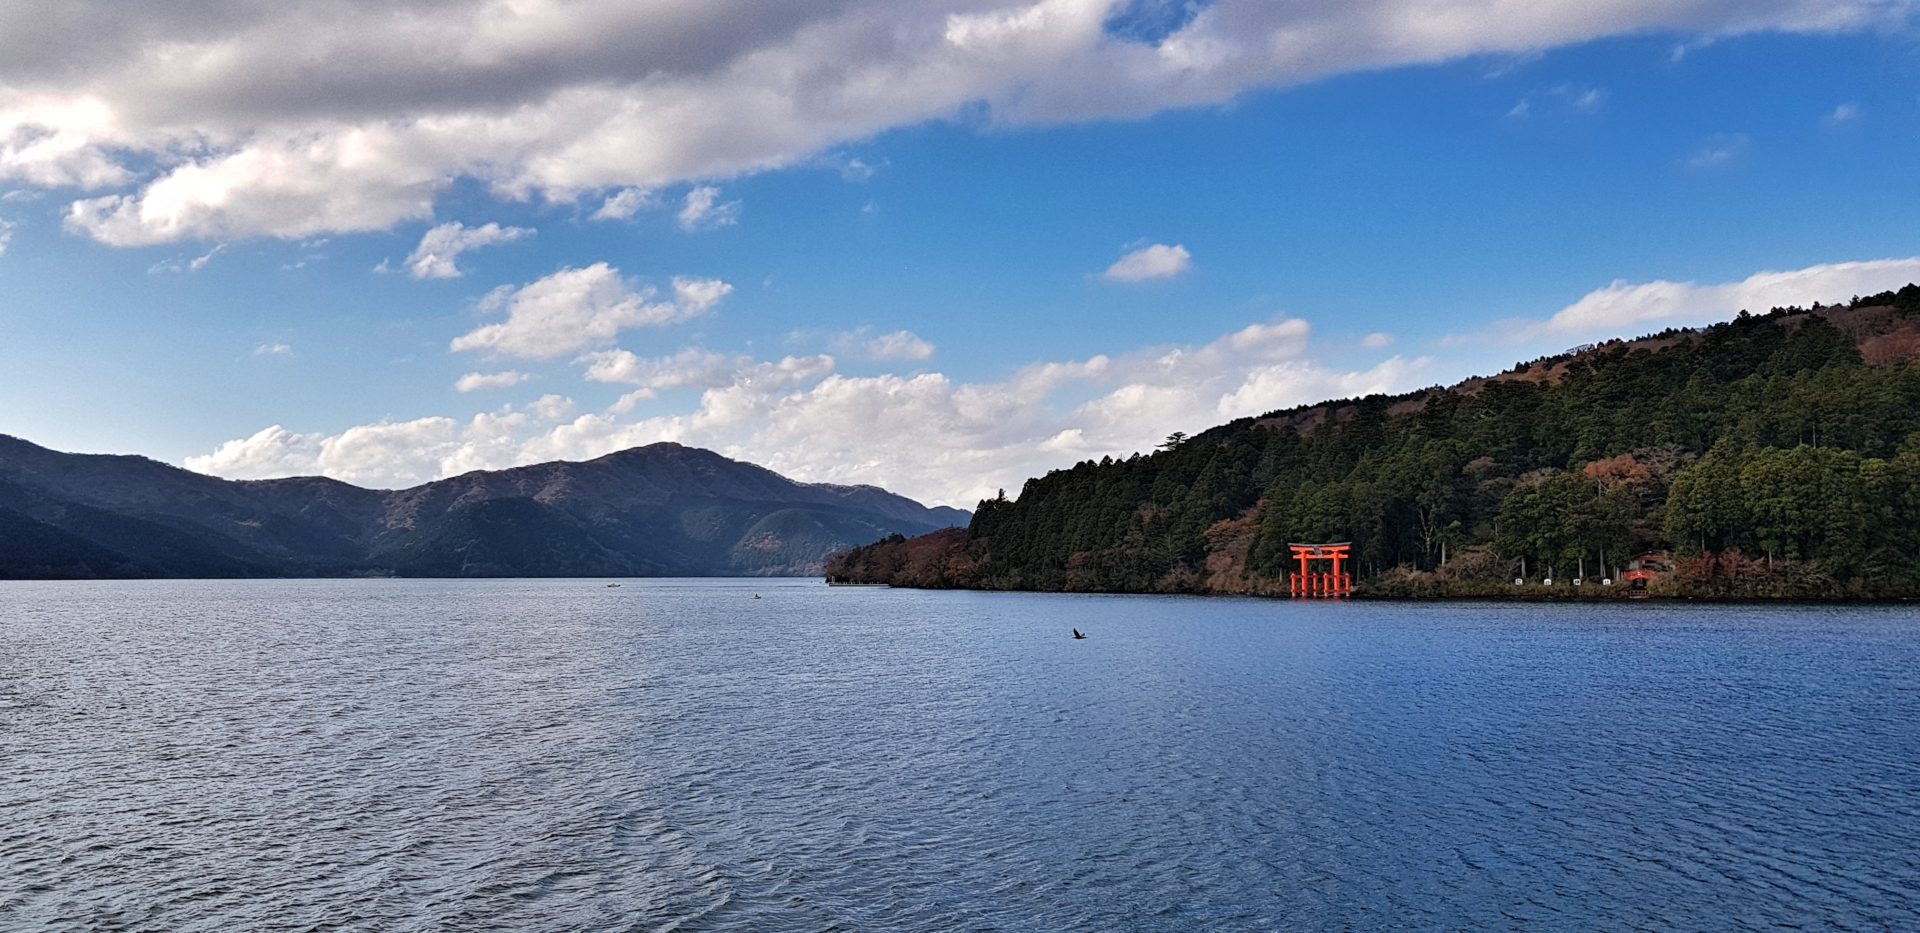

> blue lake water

[{"left": 2, "top": 579, "right": 1917, "bottom": 930}]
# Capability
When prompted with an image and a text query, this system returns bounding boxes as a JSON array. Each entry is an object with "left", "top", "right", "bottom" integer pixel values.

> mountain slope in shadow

[{"left": 0, "top": 437, "right": 966, "bottom": 579}]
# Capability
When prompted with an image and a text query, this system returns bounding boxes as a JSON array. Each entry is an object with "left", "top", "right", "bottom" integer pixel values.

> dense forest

[{"left": 828, "top": 284, "right": 1920, "bottom": 599}]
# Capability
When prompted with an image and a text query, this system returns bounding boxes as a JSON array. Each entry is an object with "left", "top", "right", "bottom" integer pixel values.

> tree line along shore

[{"left": 828, "top": 285, "right": 1920, "bottom": 600}]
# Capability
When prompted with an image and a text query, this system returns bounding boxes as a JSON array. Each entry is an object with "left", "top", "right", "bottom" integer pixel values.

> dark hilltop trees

[{"left": 828, "top": 286, "right": 1920, "bottom": 599}]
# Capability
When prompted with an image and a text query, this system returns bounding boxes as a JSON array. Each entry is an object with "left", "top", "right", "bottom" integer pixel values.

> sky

[{"left": 2, "top": 0, "right": 1918, "bottom": 508}]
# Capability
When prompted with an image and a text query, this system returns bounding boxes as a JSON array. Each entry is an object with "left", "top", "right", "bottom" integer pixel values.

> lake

[{"left": 2, "top": 579, "right": 1916, "bottom": 930}]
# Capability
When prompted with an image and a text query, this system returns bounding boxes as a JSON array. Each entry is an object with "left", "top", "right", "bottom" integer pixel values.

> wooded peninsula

[{"left": 827, "top": 285, "right": 1920, "bottom": 599}]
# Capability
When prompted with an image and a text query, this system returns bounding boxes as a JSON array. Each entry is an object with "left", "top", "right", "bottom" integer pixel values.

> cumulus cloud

[
  {"left": 1361, "top": 332, "right": 1393, "bottom": 349},
  {"left": 254, "top": 342, "right": 292, "bottom": 356},
  {"left": 1216, "top": 356, "right": 1427, "bottom": 420},
  {"left": 1, "top": 97, "right": 130, "bottom": 189},
  {"left": 455, "top": 370, "right": 532, "bottom": 392},
  {"left": 403, "top": 221, "right": 532, "bottom": 279},
  {"left": 185, "top": 419, "right": 457, "bottom": 489},
  {"left": 185, "top": 397, "right": 583, "bottom": 489},
  {"left": 1824, "top": 102, "right": 1861, "bottom": 125},
  {"left": 186, "top": 425, "right": 330, "bottom": 481},
  {"left": 583, "top": 347, "right": 738, "bottom": 391},
  {"left": 0, "top": 217, "right": 12, "bottom": 255},
  {"left": 62, "top": 128, "right": 446, "bottom": 244},
  {"left": 1101, "top": 242, "right": 1191, "bottom": 282},
  {"left": 192, "top": 313, "right": 1430, "bottom": 506},
  {"left": 5, "top": 1, "right": 1900, "bottom": 245},
  {"left": 450, "top": 263, "right": 732, "bottom": 360},
  {"left": 591, "top": 187, "right": 657, "bottom": 221},
  {"left": 584, "top": 348, "right": 837, "bottom": 407},
  {"left": 676, "top": 185, "right": 740, "bottom": 231},
  {"left": 526, "top": 394, "right": 577, "bottom": 423},
  {"left": 834, "top": 328, "right": 936, "bottom": 361},
  {"left": 670, "top": 276, "right": 734, "bottom": 313},
  {"left": 1487, "top": 257, "right": 1920, "bottom": 343}
]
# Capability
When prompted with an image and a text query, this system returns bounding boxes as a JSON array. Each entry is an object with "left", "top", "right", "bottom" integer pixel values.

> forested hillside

[
  {"left": 0, "top": 440, "right": 965, "bottom": 579},
  {"left": 829, "top": 285, "right": 1920, "bottom": 598}
]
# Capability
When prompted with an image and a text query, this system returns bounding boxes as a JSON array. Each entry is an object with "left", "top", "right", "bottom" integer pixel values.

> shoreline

[
  {"left": 5, "top": 574, "right": 1915, "bottom": 603},
  {"left": 826, "top": 579, "right": 1920, "bottom": 604}
]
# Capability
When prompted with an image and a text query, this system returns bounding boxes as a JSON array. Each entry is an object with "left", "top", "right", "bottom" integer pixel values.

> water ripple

[{"left": 2, "top": 580, "right": 1917, "bottom": 930}]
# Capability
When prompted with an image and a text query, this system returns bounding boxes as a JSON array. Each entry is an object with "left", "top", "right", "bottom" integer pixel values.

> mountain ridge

[{"left": 0, "top": 438, "right": 966, "bottom": 579}]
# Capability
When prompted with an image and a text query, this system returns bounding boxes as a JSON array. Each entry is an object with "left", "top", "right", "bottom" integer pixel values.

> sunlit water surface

[{"left": 2, "top": 579, "right": 1917, "bottom": 930}]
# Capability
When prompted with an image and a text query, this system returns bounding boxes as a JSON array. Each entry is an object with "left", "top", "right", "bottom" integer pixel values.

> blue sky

[{"left": 1, "top": 1, "right": 1917, "bottom": 506}]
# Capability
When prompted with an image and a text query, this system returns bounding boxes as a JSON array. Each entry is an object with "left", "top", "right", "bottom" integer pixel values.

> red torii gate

[{"left": 1289, "top": 542, "right": 1352, "bottom": 599}]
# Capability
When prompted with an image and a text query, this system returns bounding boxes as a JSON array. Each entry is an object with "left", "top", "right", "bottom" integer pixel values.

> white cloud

[
  {"left": 148, "top": 242, "right": 226, "bottom": 274},
  {"left": 583, "top": 349, "right": 836, "bottom": 409},
  {"left": 254, "top": 342, "right": 293, "bottom": 356},
  {"left": 1823, "top": 102, "right": 1861, "bottom": 125},
  {"left": 839, "top": 157, "right": 879, "bottom": 182},
  {"left": 834, "top": 328, "right": 936, "bottom": 361},
  {"left": 455, "top": 370, "right": 532, "bottom": 392},
  {"left": 581, "top": 348, "right": 744, "bottom": 392},
  {"left": 1669, "top": 38, "right": 1716, "bottom": 62},
  {"left": 1101, "top": 242, "right": 1191, "bottom": 282},
  {"left": 6, "top": 1, "right": 1898, "bottom": 245},
  {"left": 676, "top": 185, "right": 740, "bottom": 231},
  {"left": 185, "top": 397, "right": 582, "bottom": 489},
  {"left": 0, "top": 217, "right": 12, "bottom": 255},
  {"left": 189, "top": 243, "right": 225, "bottom": 272},
  {"left": 1501, "top": 257, "right": 1920, "bottom": 342},
  {"left": 403, "top": 221, "right": 532, "bottom": 279},
  {"left": 450, "top": 263, "right": 731, "bottom": 360},
  {"left": 186, "top": 425, "right": 330, "bottom": 481},
  {"left": 527, "top": 394, "right": 577, "bottom": 423},
  {"left": 670, "top": 275, "right": 734, "bottom": 315},
  {"left": 1686, "top": 133, "right": 1750, "bottom": 169},
  {"left": 1216, "top": 356, "right": 1426, "bottom": 420},
  {"left": 62, "top": 128, "right": 445, "bottom": 244},
  {"left": 193, "top": 313, "right": 1433, "bottom": 507},
  {"left": 1509, "top": 83, "right": 1607, "bottom": 118},
  {"left": 1361, "top": 332, "right": 1393, "bottom": 349},
  {"left": 189, "top": 418, "right": 460, "bottom": 489},
  {"left": 1, "top": 97, "right": 130, "bottom": 189},
  {"left": 591, "top": 187, "right": 658, "bottom": 221}
]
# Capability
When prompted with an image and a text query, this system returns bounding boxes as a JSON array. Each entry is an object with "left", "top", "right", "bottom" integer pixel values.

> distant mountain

[{"left": 0, "top": 438, "right": 967, "bottom": 579}]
